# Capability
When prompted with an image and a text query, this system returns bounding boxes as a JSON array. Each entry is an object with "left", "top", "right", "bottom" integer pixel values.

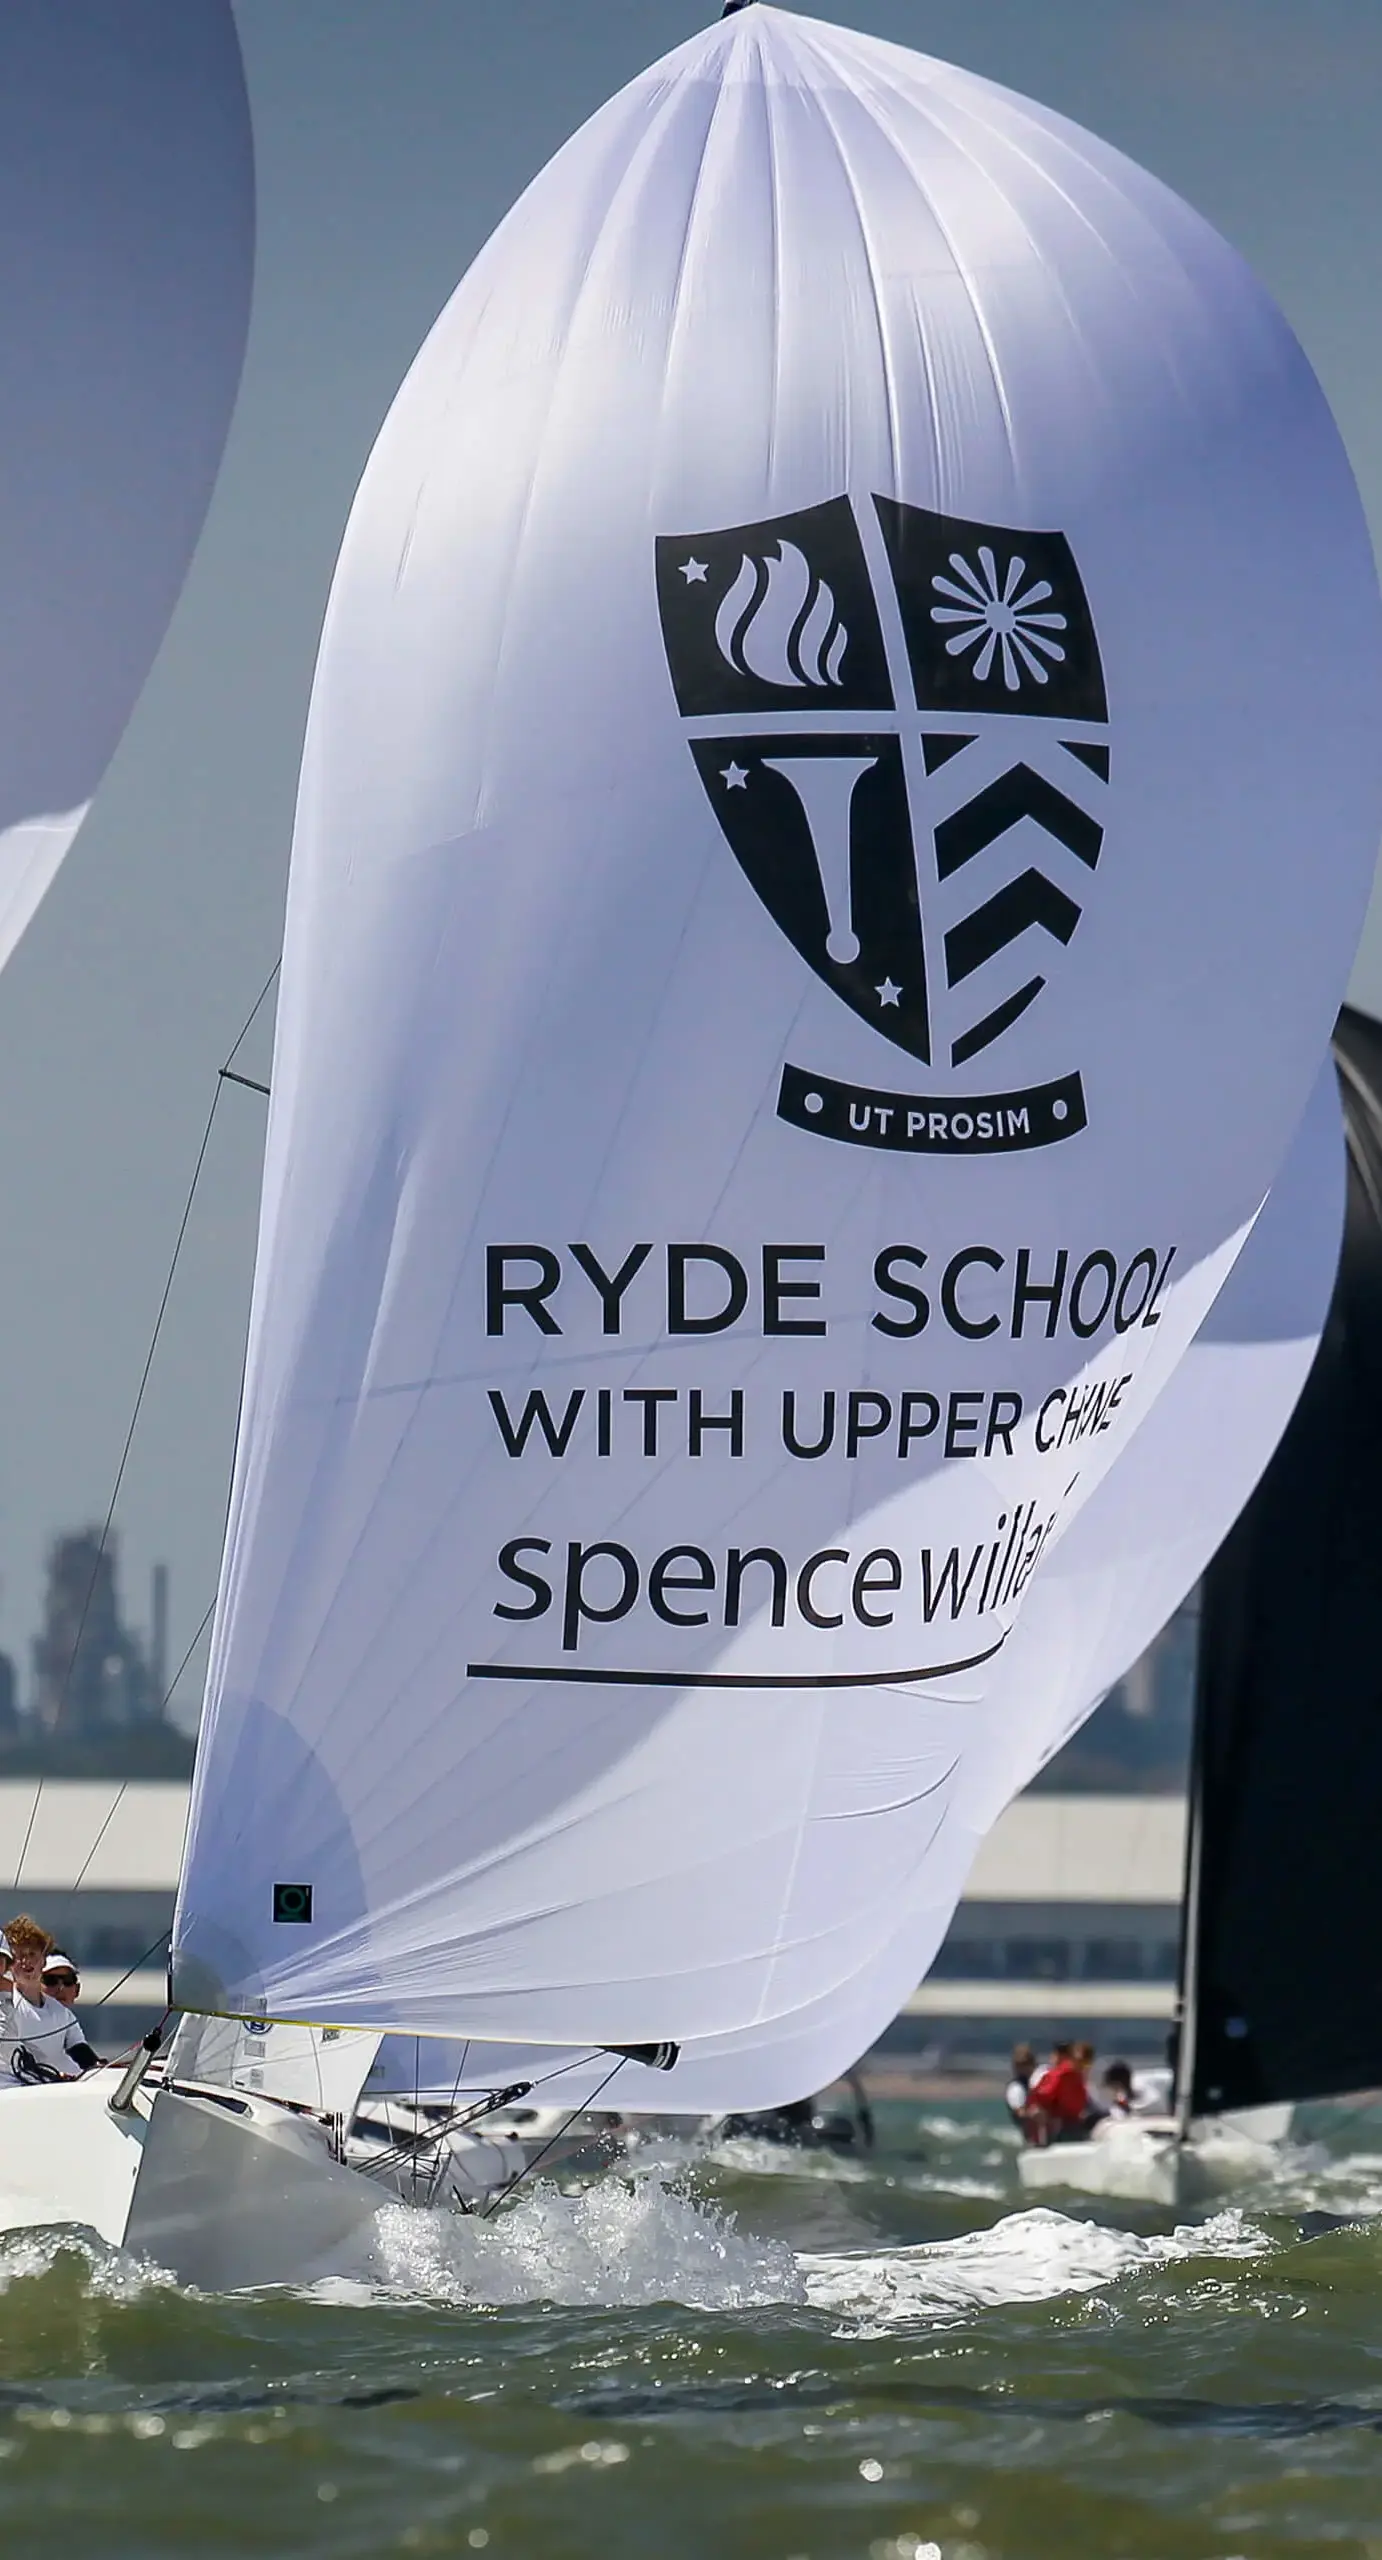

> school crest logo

[{"left": 656, "top": 496, "right": 1108, "bottom": 1152}]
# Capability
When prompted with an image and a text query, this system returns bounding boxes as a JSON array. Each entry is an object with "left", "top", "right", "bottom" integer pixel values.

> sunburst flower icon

[{"left": 929, "top": 546, "right": 1068, "bottom": 691}]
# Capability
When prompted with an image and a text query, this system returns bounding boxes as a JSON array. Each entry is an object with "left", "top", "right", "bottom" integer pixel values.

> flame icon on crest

[{"left": 713, "top": 541, "right": 848, "bottom": 689}]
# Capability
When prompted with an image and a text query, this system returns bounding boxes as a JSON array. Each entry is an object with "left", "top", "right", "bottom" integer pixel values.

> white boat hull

[
  {"left": 0, "top": 2072, "right": 381, "bottom": 2288},
  {"left": 127, "top": 2084, "right": 383, "bottom": 2289},
  {"left": 1017, "top": 2110, "right": 1289, "bottom": 2209},
  {"left": 0, "top": 2069, "right": 151, "bottom": 2245}
]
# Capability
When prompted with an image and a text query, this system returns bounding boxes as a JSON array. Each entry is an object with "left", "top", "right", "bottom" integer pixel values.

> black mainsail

[{"left": 1183, "top": 1004, "right": 1382, "bottom": 2116}]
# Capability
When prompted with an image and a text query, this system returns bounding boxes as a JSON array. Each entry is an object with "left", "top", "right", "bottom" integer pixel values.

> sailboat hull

[
  {"left": 0, "top": 2070, "right": 151, "bottom": 2246},
  {"left": 125, "top": 2086, "right": 383, "bottom": 2290},
  {"left": 1017, "top": 2111, "right": 1289, "bottom": 2209},
  {"left": 0, "top": 2073, "right": 382, "bottom": 2288}
]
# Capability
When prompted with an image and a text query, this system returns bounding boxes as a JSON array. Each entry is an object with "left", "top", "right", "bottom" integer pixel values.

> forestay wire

[
  {"left": 479, "top": 2056, "right": 627, "bottom": 2219},
  {"left": 9, "top": 965, "right": 279, "bottom": 1896}
]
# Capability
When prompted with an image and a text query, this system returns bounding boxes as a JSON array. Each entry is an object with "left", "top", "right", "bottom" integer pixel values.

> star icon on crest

[
  {"left": 679, "top": 558, "right": 709, "bottom": 584},
  {"left": 720, "top": 762, "right": 749, "bottom": 790},
  {"left": 875, "top": 978, "right": 902, "bottom": 1008}
]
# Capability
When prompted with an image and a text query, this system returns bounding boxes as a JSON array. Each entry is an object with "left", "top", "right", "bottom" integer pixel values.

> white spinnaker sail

[
  {"left": 965, "top": 1055, "right": 1348, "bottom": 1823},
  {"left": 0, "top": 3, "right": 253, "bottom": 968},
  {"left": 625, "top": 1052, "right": 1348, "bottom": 2109},
  {"left": 173, "top": 10, "right": 1381, "bottom": 2045},
  {"left": 328, "top": 1060, "right": 1350, "bottom": 2114}
]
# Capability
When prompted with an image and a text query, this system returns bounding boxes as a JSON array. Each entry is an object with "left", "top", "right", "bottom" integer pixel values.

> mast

[{"left": 1173, "top": 1594, "right": 1209, "bottom": 2139}]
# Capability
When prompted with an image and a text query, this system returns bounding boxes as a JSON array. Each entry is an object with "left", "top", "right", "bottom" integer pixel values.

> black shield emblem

[{"left": 657, "top": 496, "right": 1109, "bottom": 1089}]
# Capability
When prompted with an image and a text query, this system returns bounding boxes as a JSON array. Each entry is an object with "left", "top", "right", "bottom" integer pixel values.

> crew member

[
  {"left": 1028, "top": 2040, "right": 1091, "bottom": 2143},
  {"left": 6, "top": 1922, "right": 101, "bottom": 2078},
  {"left": 1005, "top": 2043, "right": 1038, "bottom": 2135},
  {"left": 38, "top": 1954, "right": 103, "bottom": 2074},
  {"left": 1101, "top": 2060, "right": 1135, "bottom": 2114}
]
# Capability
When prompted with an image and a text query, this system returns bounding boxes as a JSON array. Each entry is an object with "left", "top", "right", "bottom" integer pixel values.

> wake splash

[
  {"left": 281, "top": 2189, "right": 1283, "bottom": 2328},
  {"left": 699, "top": 2132, "right": 876, "bottom": 2184},
  {"left": 0, "top": 2222, "right": 175, "bottom": 2305},
  {"left": 339, "top": 2164, "right": 808, "bottom": 2312},
  {"left": 0, "top": 2168, "right": 803, "bottom": 2318},
  {"left": 0, "top": 2184, "right": 1302, "bottom": 2330},
  {"left": 804, "top": 2205, "right": 1273, "bottom": 2331}
]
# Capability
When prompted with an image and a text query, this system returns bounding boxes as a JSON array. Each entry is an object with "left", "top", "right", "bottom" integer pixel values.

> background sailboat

[
  {"left": 1023, "top": 1013, "right": 1381, "bottom": 2205},
  {"left": 0, "top": 0, "right": 253, "bottom": 966},
  {"left": 1184, "top": 1005, "right": 1382, "bottom": 2121}
]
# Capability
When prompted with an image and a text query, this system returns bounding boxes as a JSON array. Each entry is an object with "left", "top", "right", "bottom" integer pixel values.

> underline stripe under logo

[{"left": 465, "top": 1633, "right": 1007, "bottom": 1690}]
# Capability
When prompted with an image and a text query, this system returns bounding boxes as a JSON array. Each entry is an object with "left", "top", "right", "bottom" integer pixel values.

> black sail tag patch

[{"left": 656, "top": 495, "right": 1109, "bottom": 1149}]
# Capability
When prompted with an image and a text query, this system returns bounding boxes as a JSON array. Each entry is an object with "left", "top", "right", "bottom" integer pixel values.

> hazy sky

[{"left": 2, "top": 0, "right": 1381, "bottom": 1706}]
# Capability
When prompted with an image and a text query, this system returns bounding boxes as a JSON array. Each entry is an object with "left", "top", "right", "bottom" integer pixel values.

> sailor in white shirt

[
  {"left": 9, "top": 1951, "right": 102, "bottom": 2080},
  {"left": 1004, "top": 2042, "right": 1038, "bottom": 2128},
  {"left": 1100, "top": 2059, "right": 1173, "bottom": 2119}
]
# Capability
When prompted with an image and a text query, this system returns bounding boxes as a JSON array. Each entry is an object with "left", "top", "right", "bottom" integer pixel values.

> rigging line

[
  {"left": 10, "top": 961, "right": 280, "bottom": 1897},
  {"left": 352, "top": 2083, "right": 537, "bottom": 2186},
  {"left": 449, "top": 2042, "right": 471, "bottom": 2114},
  {"left": 9, "top": 1089, "right": 219, "bottom": 1894},
  {"left": 479, "top": 2057, "right": 626, "bottom": 2220},
  {"left": 68, "top": 1597, "right": 217, "bottom": 1897},
  {"left": 525, "top": 2048, "right": 604, "bottom": 2091},
  {"left": 427, "top": 2043, "right": 474, "bottom": 2209},
  {"left": 92, "top": 1927, "right": 171, "bottom": 2011},
  {"left": 224, "top": 960, "right": 281, "bottom": 1071},
  {"left": 365, "top": 2045, "right": 605, "bottom": 2163},
  {"left": 357, "top": 2049, "right": 609, "bottom": 2183}
]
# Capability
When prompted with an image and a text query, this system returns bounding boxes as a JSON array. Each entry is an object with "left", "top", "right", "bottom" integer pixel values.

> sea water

[{"left": 2, "top": 2099, "right": 1381, "bottom": 2558}]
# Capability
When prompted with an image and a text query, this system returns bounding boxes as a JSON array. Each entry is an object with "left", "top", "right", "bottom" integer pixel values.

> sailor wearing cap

[{"left": 8, "top": 1948, "right": 102, "bottom": 2081}]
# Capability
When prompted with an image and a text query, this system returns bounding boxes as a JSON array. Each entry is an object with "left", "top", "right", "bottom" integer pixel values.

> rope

[
  {"left": 66, "top": 1598, "right": 217, "bottom": 1899},
  {"left": 479, "top": 2057, "right": 626, "bottom": 2219},
  {"left": 92, "top": 1927, "right": 171, "bottom": 2010},
  {"left": 350, "top": 2048, "right": 609, "bottom": 2193},
  {"left": 10, "top": 965, "right": 279, "bottom": 1895},
  {"left": 526, "top": 2048, "right": 605, "bottom": 2091},
  {"left": 351, "top": 2080, "right": 537, "bottom": 2189}
]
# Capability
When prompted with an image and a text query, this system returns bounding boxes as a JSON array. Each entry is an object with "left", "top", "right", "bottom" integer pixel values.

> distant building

[
  {"left": 1029, "top": 1592, "right": 1199, "bottom": 1794},
  {"left": 31, "top": 1529, "right": 161, "bottom": 1733},
  {"left": 887, "top": 1792, "right": 1187, "bottom": 2067},
  {"left": 3, "top": 1531, "right": 193, "bottom": 1777}
]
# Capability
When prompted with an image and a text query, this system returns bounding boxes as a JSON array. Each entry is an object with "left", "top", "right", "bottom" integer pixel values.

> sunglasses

[{"left": 45, "top": 1972, "right": 79, "bottom": 1989}]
